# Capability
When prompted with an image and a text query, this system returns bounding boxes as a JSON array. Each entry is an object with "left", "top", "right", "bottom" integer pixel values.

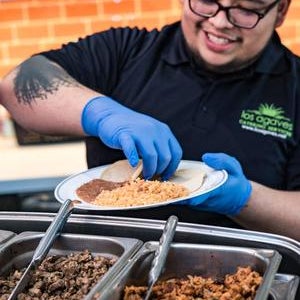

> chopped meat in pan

[
  {"left": 123, "top": 266, "right": 262, "bottom": 300},
  {"left": 0, "top": 249, "right": 116, "bottom": 300}
]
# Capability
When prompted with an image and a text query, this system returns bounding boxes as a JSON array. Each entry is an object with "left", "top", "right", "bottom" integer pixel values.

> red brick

[
  {"left": 0, "top": 27, "right": 13, "bottom": 41},
  {"left": 8, "top": 44, "right": 39, "bottom": 61},
  {"left": 38, "top": 36, "right": 83, "bottom": 51},
  {"left": 91, "top": 20, "right": 123, "bottom": 32},
  {"left": 285, "top": 6, "right": 300, "bottom": 20},
  {"left": 103, "top": 0, "right": 135, "bottom": 14},
  {"left": 27, "top": 4, "right": 61, "bottom": 20},
  {"left": 0, "top": 7, "right": 23, "bottom": 22},
  {"left": 125, "top": 16, "right": 160, "bottom": 30},
  {"left": 38, "top": 41, "right": 65, "bottom": 52},
  {"left": 0, "top": 46, "right": 6, "bottom": 63},
  {"left": 277, "top": 24, "right": 297, "bottom": 39},
  {"left": 140, "top": 1, "right": 173, "bottom": 12},
  {"left": 289, "top": 43, "right": 300, "bottom": 56},
  {"left": 65, "top": 3, "right": 98, "bottom": 18},
  {"left": 53, "top": 22, "right": 87, "bottom": 38},
  {"left": 164, "top": 15, "right": 181, "bottom": 25},
  {"left": 17, "top": 23, "right": 49, "bottom": 40}
]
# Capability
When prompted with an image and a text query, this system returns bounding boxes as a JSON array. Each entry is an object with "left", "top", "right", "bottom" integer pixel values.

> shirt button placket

[{"left": 193, "top": 82, "right": 217, "bottom": 132}]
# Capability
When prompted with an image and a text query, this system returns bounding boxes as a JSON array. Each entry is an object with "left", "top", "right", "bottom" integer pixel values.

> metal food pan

[
  {"left": 93, "top": 242, "right": 282, "bottom": 300},
  {"left": 269, "top": 273, "right": 299, "bottom": 300},
  {"left": 0, "top": 231, "right": 142, "bottom": 298},
  {"left": 0, "top": 230, "right": 15, "bottom": 247}
]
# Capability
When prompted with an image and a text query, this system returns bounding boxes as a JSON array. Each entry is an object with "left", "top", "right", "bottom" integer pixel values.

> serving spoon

[{"left": 144, "top": 215, "right": 178, "bottom": 300}]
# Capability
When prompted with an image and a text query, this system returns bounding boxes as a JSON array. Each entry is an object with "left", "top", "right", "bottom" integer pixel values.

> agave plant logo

[
  {"left": 250, "top": 104, "right": 290, "bottom": 120},
  {"left": 239, "top": 103, "right": 293, "bottom": 139}
]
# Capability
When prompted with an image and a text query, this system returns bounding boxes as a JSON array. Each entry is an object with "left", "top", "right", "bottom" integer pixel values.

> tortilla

[
  {"left": 168, "top": 168, "right": 206, "bottom": 193},
  {"left": 100, "top": 160, "right": 143, "bottom": 182},
  {"left": 100, "top": 159, "right": 206, "bottom": 193}
]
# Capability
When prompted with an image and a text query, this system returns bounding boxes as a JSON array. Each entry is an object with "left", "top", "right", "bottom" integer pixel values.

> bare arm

[
  {"left": 1, "top": 55, "right": 183, "bottom": 179},
  {"left": 0, "top": 55, "right": 100, "bottom": 136},
  {"left": 233, "top": 182, "right": 300, "bottom": 241}
]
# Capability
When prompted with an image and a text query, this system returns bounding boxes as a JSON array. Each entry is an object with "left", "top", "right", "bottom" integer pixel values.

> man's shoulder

[
  {"left": 259, "top": 33, "right": 300, "bottom": 75},
  {"left": 281, "top": 45, "right": 300, "bottom": 75},
  {"left": 273, "top": 34, "right": 300, "bottom": 66},
  {"left": 287, "top": 49, "right": 300, "bottom": 65},
  {"left": 89, "top": 22, "right": 181, "bottom": 44}
]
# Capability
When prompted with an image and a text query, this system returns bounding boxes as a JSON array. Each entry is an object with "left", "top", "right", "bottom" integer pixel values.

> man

[{"left": 1, "top": 0, "right": 299, "bottom": 240}]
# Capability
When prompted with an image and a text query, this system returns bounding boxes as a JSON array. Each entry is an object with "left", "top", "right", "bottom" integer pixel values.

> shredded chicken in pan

[{"left": 123, "top": 266, "right": 262, "bottom": 300}]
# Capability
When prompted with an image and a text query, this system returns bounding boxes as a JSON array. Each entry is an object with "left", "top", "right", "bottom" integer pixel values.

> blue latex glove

[
  {"left": 81, "top": 96, "right": 182, "bottom": 179},
  {"left": 179, "top": 153, "right": 252, "bottom": 216}
]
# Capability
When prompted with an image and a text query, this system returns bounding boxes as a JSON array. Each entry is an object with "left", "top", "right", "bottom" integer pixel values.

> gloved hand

[
  {"left": 179, "top": 153, "right": 252, "bottom": 216},
  {"left": 81, "top": 96, "right": 182, "bottom": 179}
]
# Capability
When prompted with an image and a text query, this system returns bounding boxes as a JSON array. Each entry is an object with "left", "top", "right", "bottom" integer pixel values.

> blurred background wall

[{"left": 0, "top": 0, "right": 300, "bottom": 79}]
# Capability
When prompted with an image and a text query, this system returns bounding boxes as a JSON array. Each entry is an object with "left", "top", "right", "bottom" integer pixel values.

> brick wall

[{"left": 1, "top": 0, "right": 300, "bottom": 79}]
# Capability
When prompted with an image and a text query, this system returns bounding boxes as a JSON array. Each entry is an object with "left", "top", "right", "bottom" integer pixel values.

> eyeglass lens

[{"left": 189, "top": 0, "right": 261, "bottom": 28}]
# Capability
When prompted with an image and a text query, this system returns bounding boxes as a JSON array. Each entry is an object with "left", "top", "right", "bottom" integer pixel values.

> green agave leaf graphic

[
  {"left": 249, "top": 104, "right": 289, "bottom": 120},
  {"left": 258, "top": 104, "right": 284, "bottom": 117}
]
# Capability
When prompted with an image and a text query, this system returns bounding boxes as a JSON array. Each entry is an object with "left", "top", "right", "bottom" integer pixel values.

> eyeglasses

[{"left": 188, "top": 0, "right": 281, "bottom": 29}]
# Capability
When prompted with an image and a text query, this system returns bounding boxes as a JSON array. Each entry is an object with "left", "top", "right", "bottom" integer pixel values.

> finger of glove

[
  {"left": 154, "top": 143, "right": 172, "bottom": 177},
  {"left": 202, "top": 152, "right": 242, "bottom": 175},
  {"left": 161, "top": 139, "right": 182, "bottom": 180},
  {"left": 135, "top": 139, "right": 158, "bottom": 179},
  {"left": 118, "top": 132, "right": 139, "bottom": 167},
  {"left": 153, "top": 135, "right": 180, "bottom": 178}
]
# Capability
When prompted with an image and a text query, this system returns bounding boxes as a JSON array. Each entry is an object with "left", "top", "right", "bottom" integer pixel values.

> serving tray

[{"left": 0, "top": 212, "right": 299, "bottom": 299}]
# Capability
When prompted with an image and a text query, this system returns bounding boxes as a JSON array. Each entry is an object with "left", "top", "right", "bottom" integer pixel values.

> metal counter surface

[{"left": 0, "top": 212, "right": 299, "bottom": 270}]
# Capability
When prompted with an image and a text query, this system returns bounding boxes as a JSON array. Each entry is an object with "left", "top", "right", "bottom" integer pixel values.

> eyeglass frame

[{"left": 188, "top": 0, "right": 281, "bottom": 29}]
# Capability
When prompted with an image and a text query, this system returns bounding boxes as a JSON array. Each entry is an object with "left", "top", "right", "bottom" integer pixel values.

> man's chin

[
  {"left": 195, "top": 56, "right": 239, "bottom": 73},
  {"left": 193, "top": 53, "right": 250, "bottom": 74},
  {"left": 202, "top": 61, "right": 239, "bottom": 73}
]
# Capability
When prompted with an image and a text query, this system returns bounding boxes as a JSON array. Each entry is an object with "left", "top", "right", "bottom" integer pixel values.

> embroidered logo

[{"left": 239, "top": 103, "right": 293, "bottom": 139}]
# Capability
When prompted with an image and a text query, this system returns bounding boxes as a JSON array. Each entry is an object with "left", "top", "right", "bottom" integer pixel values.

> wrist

[
  {"left": 81, "top": 95, "right": 120, "bottom": 136},
  {"left": 230, "top": 180, "right": 253, "bottom": 216}
]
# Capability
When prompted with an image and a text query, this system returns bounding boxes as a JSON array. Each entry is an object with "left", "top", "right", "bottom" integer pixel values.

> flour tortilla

[
  {"left": 168, "top": 168, "right": 206, "bottom": 193},
  {"left": 100, "top": 159, "right": 206, "bottom": 192},
  {"left": 100, "top": 160, "right": 143, "bottom": 182}
]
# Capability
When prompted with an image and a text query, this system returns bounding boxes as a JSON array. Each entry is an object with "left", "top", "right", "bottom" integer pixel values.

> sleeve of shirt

[
  {"left": 38, "top": 27, "right": 153, "bottom": 95},
  {"left": 285, "top": 140, "right": 300, "bottom": 190}
]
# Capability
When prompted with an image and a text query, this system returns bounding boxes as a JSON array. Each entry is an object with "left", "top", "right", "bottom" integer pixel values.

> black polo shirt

[{"left": 41, "top": 22, "right": 300, "bottom": 227}]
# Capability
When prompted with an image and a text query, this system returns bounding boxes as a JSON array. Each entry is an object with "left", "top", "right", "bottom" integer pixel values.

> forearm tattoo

[{"left": 14, "top": 55, "right": 80, "bottom": 105}]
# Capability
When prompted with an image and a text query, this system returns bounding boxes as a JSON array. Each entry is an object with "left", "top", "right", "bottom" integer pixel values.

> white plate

[{"left": 54, "top": 160, "right": 228, "bottom": 211}]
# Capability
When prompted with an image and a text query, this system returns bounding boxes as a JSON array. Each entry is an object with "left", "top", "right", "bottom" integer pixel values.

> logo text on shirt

[{"left": 239, "top": 103, "right": 293, "bottom": 139}]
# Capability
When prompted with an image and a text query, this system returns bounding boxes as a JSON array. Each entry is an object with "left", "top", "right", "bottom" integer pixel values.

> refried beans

[{"left": 76, "top": 179, "right": 126, "bottom": 203}]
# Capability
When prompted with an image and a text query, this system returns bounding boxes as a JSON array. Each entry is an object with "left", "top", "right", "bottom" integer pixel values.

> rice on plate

[{"left": 92, "top": 178, "right": 189, "bottom": 207}]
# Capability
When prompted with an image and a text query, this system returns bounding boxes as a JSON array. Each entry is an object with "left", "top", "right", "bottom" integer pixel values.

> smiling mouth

[{"left": 206, "top": 32, "right": 236, "bottom": 45}]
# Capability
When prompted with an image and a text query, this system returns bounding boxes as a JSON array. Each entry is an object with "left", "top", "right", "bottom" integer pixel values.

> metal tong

[
  {"left": 8, "top": 198, "right": 77, "bottom": 300},
  {"left": 144, "top": 215, "right": 178, "bottom": 300}
]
